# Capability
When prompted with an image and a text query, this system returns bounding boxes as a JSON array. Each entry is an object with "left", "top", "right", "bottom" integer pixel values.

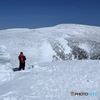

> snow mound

[
  {"left": 0, "top": 45, "right": 12, "bottom": 83},
  {"left": 0, "top": 45, "right": 10, "bottom": 64}
]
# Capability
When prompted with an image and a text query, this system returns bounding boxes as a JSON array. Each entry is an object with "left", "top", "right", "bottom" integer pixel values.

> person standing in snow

[{"left": 18, "top": 52, "right": 26, "bottom": 70}]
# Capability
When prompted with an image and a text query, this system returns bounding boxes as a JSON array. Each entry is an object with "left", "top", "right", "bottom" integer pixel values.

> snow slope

[
  {"left": 0, "top": 24, "right": 100, "bottom": 100},
  {"left": 0, "top": 27, "right": 71, "bottom": 67},
  {"left": 0, "top": 24, "right": 100, "bottom": 66},
  {"left": 0, "top": 61, "right": 100, "bottom": 100}
]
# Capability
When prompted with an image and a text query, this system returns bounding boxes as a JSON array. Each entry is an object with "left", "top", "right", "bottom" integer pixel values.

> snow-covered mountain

[
  {"left": 0, "top": 24, "right": 100, "bottom": 100},
  {"left": 0, "top": 24, "right": 100, "bottom": 66}
]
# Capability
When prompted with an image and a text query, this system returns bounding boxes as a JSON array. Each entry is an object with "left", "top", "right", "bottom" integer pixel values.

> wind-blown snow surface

[
  {"left": 0, "top": 61, "right": 100, "bottom": 100},
  {"left": 0, "top": 24, "right": 100, "bottom": 100}
]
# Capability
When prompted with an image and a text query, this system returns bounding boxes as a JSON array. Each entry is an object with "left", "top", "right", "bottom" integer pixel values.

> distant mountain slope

[{"left": 0, "top": 24, "right": 100, "bottom": 67}]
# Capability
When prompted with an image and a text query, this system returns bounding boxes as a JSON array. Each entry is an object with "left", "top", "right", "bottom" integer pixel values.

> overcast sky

[{"left": 0, "top": 0, "right": 100, "bottom": 30}]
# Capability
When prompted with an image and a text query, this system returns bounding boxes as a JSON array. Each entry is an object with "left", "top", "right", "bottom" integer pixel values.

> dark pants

[{"left": 19, "top": 63, "right": 25, "bottom": 70}]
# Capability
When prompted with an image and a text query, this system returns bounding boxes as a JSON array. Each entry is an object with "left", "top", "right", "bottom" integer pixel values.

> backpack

[{"left": 19, "top": 54, "right": 24, "bottom": 63}]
